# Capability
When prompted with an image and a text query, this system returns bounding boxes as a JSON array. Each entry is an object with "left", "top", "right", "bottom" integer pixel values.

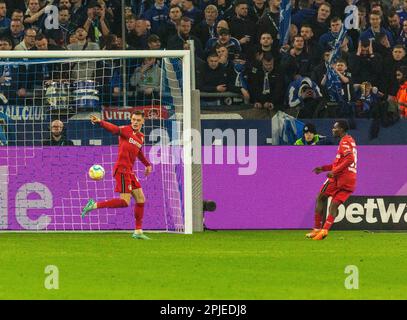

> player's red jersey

[
  {"left": 322, "top": 135, "right": 357, "bottom": 191},
  {"left": 99, "top": 121, "right": 151, "bottom": 174}
]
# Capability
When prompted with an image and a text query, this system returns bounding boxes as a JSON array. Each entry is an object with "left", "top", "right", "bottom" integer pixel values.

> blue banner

[{"left": 279, "top": 0, "right": 292, "bottom": 46}]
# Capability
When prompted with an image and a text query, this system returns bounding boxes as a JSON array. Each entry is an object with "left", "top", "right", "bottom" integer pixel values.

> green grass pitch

[{"left": 0, "top": 231, "right": 406, "bottom": 300}]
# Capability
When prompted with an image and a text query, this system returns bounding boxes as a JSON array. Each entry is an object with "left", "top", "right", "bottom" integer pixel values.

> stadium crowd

[{"left": 0, "top": 0, "right": 407, "bottom": 124}]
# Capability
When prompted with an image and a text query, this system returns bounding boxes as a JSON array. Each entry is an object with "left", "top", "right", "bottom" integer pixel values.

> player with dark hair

[
  {"left": 306, "top": 120, "right": 357, "bottom": 240},
  {"left": 81, "top": 111, "right": 153, "bottom": 240}
]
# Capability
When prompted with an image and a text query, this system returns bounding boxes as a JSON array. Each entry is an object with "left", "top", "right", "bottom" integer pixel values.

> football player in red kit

[
  {"left": 306, "top": 120, "right": 357, "bottom": 240},
  {"left": 81, "top": 111, "right": 153, "bottom": 240}
]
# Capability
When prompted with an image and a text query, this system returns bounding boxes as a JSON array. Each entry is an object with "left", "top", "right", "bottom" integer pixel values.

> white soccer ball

[{"left": 89, "top": 165, "right": 105, "bottom": 181}]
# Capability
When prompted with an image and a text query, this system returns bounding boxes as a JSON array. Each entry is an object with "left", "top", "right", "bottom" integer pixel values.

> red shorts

[
  {"left": 114, "top": 171, "right": 141, "bottom": 193},
  {"left": 320, "top": 178, "right": 353, "bottom": 204}
]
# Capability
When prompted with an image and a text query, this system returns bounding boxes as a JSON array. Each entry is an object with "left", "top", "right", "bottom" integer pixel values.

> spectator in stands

[
  {"left": 321, "top": 59, "right": 355, "bottom": 118},
  {"left": 397, "top": 19, "right": 407, "bottom": 47},
  {"left": 4, "top": 19, "right": 24, "bottom": 47},
  {"left": 360, "top": 12, "right": 395, "bottom": 48},
  {"left": 83, "top": 1, "right": 111, "bottom": 44},
  {"left": 125, "top": 14, "right": 136, "bottom": 37},
  {"left": 291, "top": 0, "right": 315, "bottom": 30},
  {"left": 43, "top": 120, "right": 74, "bottom": 146},
  {"left": 257, "top": 0, "right": 280, "bottom": 41},
  {"left": 300, "top": 24, "right": 323, "bottom": 68},
  {"left": 215, "top": 19, "right": 229, "bottom": 34},
  {"left": 142, "top": 0, "right": 169, "bottom": 35},
  {"left": 24, "top": 0, "right": 47, "bottom": 30},
  {"left": 255, "top": 32, "right": 280, "bottom": 64},
  {"left": 14, "top": 27, "right": 36, "bottom": 50},
  {"left": 319, "top": 17, "right": 354, "bottom": 53},
  {"left": 248, "top": 0, "right": 266, "bottom": 23},
  {"left": 388, "top": 10, "right": 401, "bottom": 41},
  {"left": 158, "top": 5, "right": 182, "bottom": 48},
  {"left": 46, "top": 6, "right": 77, "bottom": 48},
  {"left": 281, "top": 35, "right": 312, "bottom": 84},
  {"left": 229, "top": 0, "right": 256, "bottom": 59},
  {"left": 349, "top": 39, "right": 383, "bottom": 91},
  {"left": 130, "top": 57, "right": 162, "bottom": 104},
  {"left": 354, "top": 81, "right": 382, "bottom": 118},
  {"left": 396, "top": 65, "right": 407, "bottom": 118},
  {"left": 0, "top": 1, "right": 10, "bottom": 35},
  {"left": 198, "top": 52, "right": 228, "bottom": 93},
  {"left": 294, "top": 123, "right": 329, "bottom": 145},
  {"left": 215, "top": 43, "right": 231, "bottom": 69},
  {"left": 181, "top": 0, "right": 202, "bottom": 26},
  {"left": 58, "top": 0, "right": 71, "bottom": 10},
  {"left": 287, "top": 76, "right": 322, "bottom": 118},
  {"left": 11, "top": 9, "right": 24, "bottom": 23},
  {"left": 305, "top": 2, "right": 331, "bottom": 40},
  {"left": 167, "top": 17, "right": 204, "bottom": 59},
  {"left": 147, "top": 34, "right": 161, "bottom": 49},
  {"left": 227, "top": 53, "right": 250, "bottom": 104},
  {"left": 385, "top": 44, "right": 407, "bottom": 93},
  {"left": 248, "top": 52, "right": 284, "bottom": 110},
  {"left": 127, "top": 18, "right": 149, "bottom": 49},
  {"left": 70, "top": 0, "right": 87, "bottom": 28},
  {"left": 69, "top": 33, "right": 78, "bottom": 45},
  {"left": 396, "top": 0, "right": 407, "bottom": 25},
  {"left": 68, "top": 26, "right": 100, "bottom": 50},
  {"left": 311, "top": 49, "right": 330, "bottom": 90},
  {"left": 205, "top": 27, "right": 241, "bottom": 59},
  {"left": 35, "top": 33, "right": 61, "bottom": 50},
  {"left": 193, "top": 4, "right": 218, "bottom": 49}
]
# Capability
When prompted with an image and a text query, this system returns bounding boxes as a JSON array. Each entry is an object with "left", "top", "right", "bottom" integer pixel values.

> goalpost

[{"left": 0, "top": 50, "right": 201, "bottom": 234}]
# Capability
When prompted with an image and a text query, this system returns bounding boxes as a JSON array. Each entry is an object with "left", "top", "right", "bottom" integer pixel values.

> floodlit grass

[{"left": 0, "top": 231, "right": 406, "bottom": 299}]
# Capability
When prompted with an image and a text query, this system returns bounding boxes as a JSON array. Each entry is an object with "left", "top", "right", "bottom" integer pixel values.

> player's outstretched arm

[{"left": 90, "top": 114, "right": 120, "bottom": 135}]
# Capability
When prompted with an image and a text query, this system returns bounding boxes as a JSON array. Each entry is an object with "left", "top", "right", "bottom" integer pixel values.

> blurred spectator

[
  {"left": 0, "top": 1, "right": 10, "bottom": 35},
  {"left": 396, "top": 0, "right": 407, "bottom": 25},
  {"left": 205, "top": 27, "right": 241, "bottom": 59},
  {"left": 281, "top": 35, "right": 312, "bottom": 83},
  {"left": 11, "top": 9, "right": 24, "bottom": 23},
  {"left": 43, "top": 120, "right": 74, "bottom": 146},
  {"left": 321, "top": 59, "right": 355, "bottom": 118},
  {"left": 45, "top": 6, "right": 77, "bottom": 48},
  {"left": 354, "top": 81, "right": 382, "bottom": 118},
  {"left": 300, "top": 24, "right": 323, "bottom": 67},
  {"left": 147, "top": 34, "right": 161, "bottom": 49},
  {"left": 396, "top": 65, "right": 407, "bottom": 118},
  {"left": 305, "top": 2, "right": 331, "bottom": 40},
  {"left": 215, "top": 43, "right": 231, "bottom": 68},
  {"left": 311, "top": 49, "right": 330, "bottom": 89},
  {"left": 215, "top": 19, "right": 229, "bottom": 34},
  {"left": 67, "top": 26, "right": 100, "bottom": 50},
  {"left": 35, "top": 33, "right": 62, "bottom": 50},
  {"left": 4, "top": 19, "right": 24, "bottom": 47},
  {"left": 198, "top": 52, "right": 228, "bottom": 93},
  {"left": 229, "top": 0, "right": 256, "bottom": 58},
  {"left": 248, "top": 0, "right": 266, "bottom": 23},
  {"left": 158, "top": 5, "right": 182, "bottom": 48},
  {"left": 294, "top": 123, "right": 329, "bottom": 145},
  {"left": 83, "top": 1, "right": 111, "bottom": 44},
  {"left": 384, "top": 45, "right": 407, "bottom": 97},
  {"left": 130, "top": 57, "right": 162, "bottom": 104},
  {"left": 388, "top": 10, "right": 401, "bottom": 41},
  {"left": 24, "top": 0, "right": 47, "bottom": 30},
  {"left": 193, "top": 4, "right": 218, "bottom": 48},
  {"left": 349, "top": 39, "right": 383, "bottom": 90},
  {"left": 248, "top": 52, "right": 284, "bottom": 110},
  {"left": 319, "top": 17, "right": 353, "bottom": 53},
  {"left": 397, "top": 19, "right": 407, "bottom": 47},
  {"left": 181, "top": 0, "right": 202, "bottom": 26},
  {"left": 14, "top": 27, "right": 36, "bottom": 50},
  {"left": 141, "top": 0, "right": 169, "bottom": 35},
  {"left": 167, "top": 17, "right": 204, "bottom": 59},
  {"left": 227, "top": 53, "right": 250, "bottom": 104},
  {"left": 127, "top": 18, "right": 149, "bottom": 49},
  {"left": 291, "top": 0, "right": 315, "bottom": 29},
  {"left": 360, "top": 12, "right": 395, "bottom": 48},
  {"left": 255, "top": 32, "right": 280, "bottom": 64},
  {"left": 257, "top": 0, "right": 280, "bottom": 41},
  {"left": 70, "top": 0, "right": 87, "bottom": 27},
  {"left": 287, "top": 76, "right": 322, "bottom": 118}
]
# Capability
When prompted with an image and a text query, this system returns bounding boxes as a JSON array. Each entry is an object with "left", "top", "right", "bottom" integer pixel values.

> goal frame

[{"left": 0, "top": 50, "right": 195, "bottom": 234}]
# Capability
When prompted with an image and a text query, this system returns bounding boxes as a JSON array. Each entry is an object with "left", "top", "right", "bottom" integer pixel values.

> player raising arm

[
  {"left": 81, "top": 111, "right": 153, "bottom": 240},
  {"left": 306, "top": 120, "right": 357, "bottom": 240}
]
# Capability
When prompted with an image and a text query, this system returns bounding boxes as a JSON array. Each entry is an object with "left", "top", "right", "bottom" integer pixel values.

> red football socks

[
  {"left": 323, "top": 214, "right": 336, "bottom": 230},
  {"left": 314, "top": 212, "right": 323, "bottom": 229},
  {"left": 135, "top": 203, "right": 145, "bottom": 230},
  {"left": 96, "top": 198, "right": 128, "bottom": 208}
]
